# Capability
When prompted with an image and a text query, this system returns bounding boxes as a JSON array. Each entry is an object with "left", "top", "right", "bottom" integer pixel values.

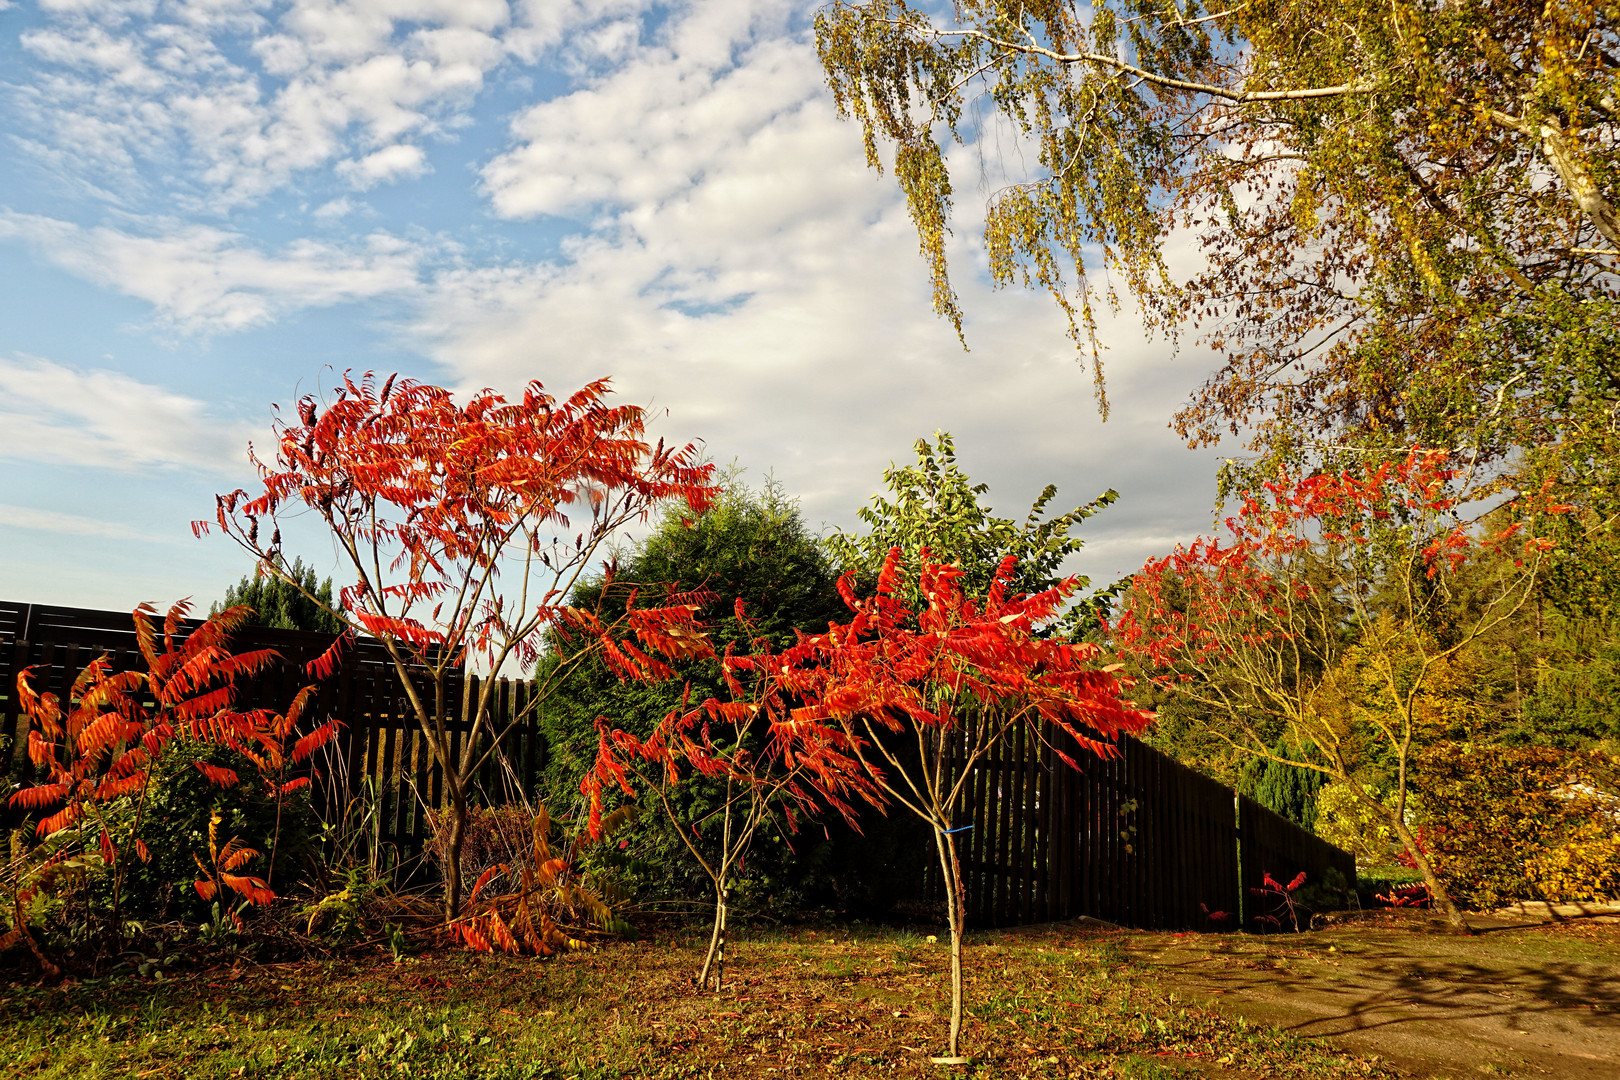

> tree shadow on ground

[{"left": 1137, "top": 916, "right": 1620, "bottom": 1078}]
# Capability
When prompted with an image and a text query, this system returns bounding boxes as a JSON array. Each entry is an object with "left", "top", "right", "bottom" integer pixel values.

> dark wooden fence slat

[
  {"left": 491, "top": 677, "right": 512, "bottom": 802},
  {"left": 2, "top": 637, "right": 34, "bottom": 784},
  {"left": 1131, "top": 739, "right": 1146, "bottom": 928},
  {"left": 1096, "top": 748, "right": 1111, "bottom": 923},
  {"left": 1022, "top": 722, "right": 1039, "bottom": 926},
  {"left": 1140, "top": 744, "right": 1155, "bottom": 928},
  {"left": 521, "top": 679, "right": 537, "bottom": 801},
  {"left": 984, "top": 725, "right": 997, "bottom": 919},
  {"left": 411, "top": 706, "right": 433, "bottom": 858}
]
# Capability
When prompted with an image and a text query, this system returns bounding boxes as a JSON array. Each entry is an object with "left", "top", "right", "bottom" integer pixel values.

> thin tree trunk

[
  {"left": 932, "top": 825, "right": 969, "bottom": 1062},
  {"left": 717, "top": 890, "right": 729, "bottom": 990},
  {"left": 1346, "top": 775, "right": 1471, "bottom": 933},
  {"left": 268, "top": 785, "right": 285, "bottom": 888},
  {"left": 697, "top": 776, "right": 736, "bottom": 991},
  {"left": 444, "top": 786, "right": 468, "bottom": 923},
  {"left": 1389, "top": 813, "right": 1471, "bottom": 933},
  {"left": 698, "top": 882, "right": 728, "bottom": 990}
]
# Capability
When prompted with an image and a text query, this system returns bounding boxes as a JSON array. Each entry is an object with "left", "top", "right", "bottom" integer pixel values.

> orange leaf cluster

[
  {"left": 198, "top": 372, "right": 717, "bottom": 673},
  {"left": 10, "top": 602, "right": 278, "bottom": 837},
  {"left": 1108, "top": 448, "right": 1570, "bottom": 680},
  {"left": 583, "top": 599, "right": 881, "bottom": 843},
  {"left": 780, "top": 549, "right": 1152, "bottom": 766},
  {"left": 193, "top": 810, "right": 276, "bottom": 913},
  {"left": 9, "top": 602, "right": 344, "bottom": 914}
]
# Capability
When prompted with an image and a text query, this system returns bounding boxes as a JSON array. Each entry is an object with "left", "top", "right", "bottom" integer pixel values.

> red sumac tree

[
  {"left": 785, "top": 549, "right": 1150, "bottom": 1061},
  {"left": 198, "top": 372, "right": 717, "bottom": 921},
  {"left": 586, "top": 601, "right": 879, "bottom": 990}
]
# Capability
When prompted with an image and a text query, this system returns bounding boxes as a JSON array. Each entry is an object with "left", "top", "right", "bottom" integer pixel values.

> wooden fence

[
  {"left": 924, "top": 723, "right": 1355, "bottom": 930},
  {"left": 0, "top": 601, "right": 545, "bottom": 874},
  {"left": 2, "top": 600, "right": 1352, "bottom": 930}
]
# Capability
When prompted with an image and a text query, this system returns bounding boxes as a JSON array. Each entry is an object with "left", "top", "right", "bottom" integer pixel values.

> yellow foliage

[
  {"left": 1310, "top": 616, "right": 1488, "bottom": 750},
  {"left": 1314, "top": 783, "right": 1411, "bottom": 871},
  {"left": 1524, "top": 818, "right": 1620, "bottom": 902},
  {"left": 1419, "top": 744, "right": 1620, "bottom": 907}
]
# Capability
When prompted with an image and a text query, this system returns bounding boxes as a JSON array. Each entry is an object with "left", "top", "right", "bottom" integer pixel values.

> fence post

[{"left": 1234, "top": 792, "right": 1244, "bottom": 928}]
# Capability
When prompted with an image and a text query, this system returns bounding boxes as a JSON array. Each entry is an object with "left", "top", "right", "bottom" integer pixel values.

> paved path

[{"left": 1126, "top": 913, "right": 1620, "bottom": 1079}]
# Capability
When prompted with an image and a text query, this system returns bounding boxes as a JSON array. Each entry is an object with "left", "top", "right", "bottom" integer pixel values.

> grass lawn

[{"left": 1, "top": 922, "right": 1394, "bottom": 1080}]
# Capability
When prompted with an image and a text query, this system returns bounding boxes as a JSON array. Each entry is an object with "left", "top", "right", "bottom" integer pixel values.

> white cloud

[
  {"left": 0, "top": 504, "right": 178, "bottom": 544},
  {"left": 481, "top": 5, "right": 809, "bottom": 220},
  {"left": 2, "top": 0, "right": 1230, "bottom": 607},
  {"left": 338, "top": 142, "right": 429, "bottom": 188},
  {"left": 421, "top": 1, "right": 1225, "bottom": 587},
  {"left": 0, "top": 354, "right": 257, "bottom": 475},
  {"left": 19, "top": 25, "right": 168, "bottom": 91},
  {"left": 504, "top": 0, "right": 652, "bottom": 63},
  {"left": 10, "top": 0, "right": 644, "bottom": 209},
  {"left": 0, "top": 212, "right": 423, "bottom": 332},
  {"left": 313, "top": 195, "right": 356, "bottom": 219}
]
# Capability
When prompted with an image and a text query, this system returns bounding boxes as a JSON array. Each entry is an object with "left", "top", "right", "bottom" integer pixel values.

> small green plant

[
  {"left": 111, "top": 946, "right": 182, "bottom": 980},
  {"left": 890, "top": 928, "right": 925, "bottom": 964},
  {"left": 195, "top": 900, "right": 240, "bottom": 947},
  {"left": 99, "top": 738, "right": 314, "bottom": 922},
  {"left": 302, "top": 866, "right": 392, "bottom": 942},
  {"left": 0, "top": 827, "right": 100, "bottom": 979},
  {"left": 386, "top": 921, "right": 411, "bottom": 962},
  {"left": 312, "top": 772, "right": 395, "bottom": 880}
]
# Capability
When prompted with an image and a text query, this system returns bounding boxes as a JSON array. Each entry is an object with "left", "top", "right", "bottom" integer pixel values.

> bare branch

[{"left": 934, "top": 27, "right": 1376, "bottom": 103}]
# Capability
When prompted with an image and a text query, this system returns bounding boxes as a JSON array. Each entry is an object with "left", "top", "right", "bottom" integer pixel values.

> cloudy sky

[{"left": 0, "top": 0, "right": 1229, "bottom": 614}]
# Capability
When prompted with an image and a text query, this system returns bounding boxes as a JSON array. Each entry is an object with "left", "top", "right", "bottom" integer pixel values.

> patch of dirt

[{"left": 1122, "top": 910, "right": 1620, "bottom": 1079}]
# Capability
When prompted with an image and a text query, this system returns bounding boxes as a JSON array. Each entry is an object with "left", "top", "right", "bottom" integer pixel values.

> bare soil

[{"left": 1117, "top": 908, "right": 1620, "bottom": 1079}]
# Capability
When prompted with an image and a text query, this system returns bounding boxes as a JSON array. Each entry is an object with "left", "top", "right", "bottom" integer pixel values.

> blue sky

[{"left": 0, "top": 0, "right": 1226, "bottom": 613}]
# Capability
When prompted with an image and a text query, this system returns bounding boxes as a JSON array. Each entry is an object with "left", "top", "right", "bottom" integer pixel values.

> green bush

[
  {"left": 534, "top": 475, "right": 854, "bottom": 918},
  {"left": 1237, "top": 739, "right": 1326, "bottom": 831},
  {"left": 1292, "top": 865, "right": 1353, "bottom": 916},
  {"left": 106, "top": 739, "right": 316, "bottom": 922}
]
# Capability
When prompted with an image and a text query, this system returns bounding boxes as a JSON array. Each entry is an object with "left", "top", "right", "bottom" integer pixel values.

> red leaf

[
  {"left": 222, "top": 873, "right": 277, "bottom": 906},
  {"left": 291, "top": 719, "right": 342, "bottom": 764},
  {"left": 194, "top": 761, "right": 241, "bottom": 788},
  {"left": 304, "top": 635, "right": 350, "bottom": 682}
]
